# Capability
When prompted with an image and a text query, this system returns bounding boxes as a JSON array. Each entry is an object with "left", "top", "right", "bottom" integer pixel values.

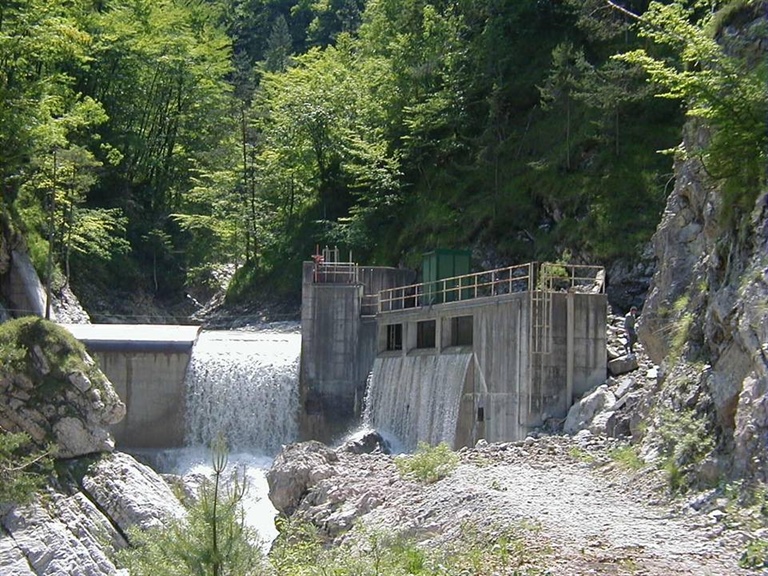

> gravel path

[{"left": 356, "top": 439, "right": 756, "bottom": 575}]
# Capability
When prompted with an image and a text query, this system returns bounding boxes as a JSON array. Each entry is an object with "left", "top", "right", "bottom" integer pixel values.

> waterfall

[
  {"left": 184, "top": 329, "right": 301, "bottom": 455},
  {"left": 363, "top": 352, "right": 472, "bottom": 451}
]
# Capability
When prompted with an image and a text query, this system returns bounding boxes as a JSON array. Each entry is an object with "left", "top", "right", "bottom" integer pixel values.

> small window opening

[
  {"left": 450, "top": 316, "right": 473, "bottom": 346},
  {"left": 386, "top": 324, "right": 402, "bottom": 351},
  {"left": 477, "top": 406, "right": 485, "bottom": 422},
  {"left": 416, "top": 320, "right": 436, "bottom": 349}
]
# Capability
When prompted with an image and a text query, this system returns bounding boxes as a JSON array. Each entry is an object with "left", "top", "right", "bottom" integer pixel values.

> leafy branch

[{"left": 610, "top": 0, "right": 767, "bottom": 220}]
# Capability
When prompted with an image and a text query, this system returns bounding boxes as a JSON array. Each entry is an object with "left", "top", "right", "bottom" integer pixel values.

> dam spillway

[
  {"left": 184, "top": 330, "right": 300, "bottom": 454},
  {"left": 61, "top": 324, "right": 301, "bottom": 452},
  {"left": 364, "top": 351, "right": 473, "bottom": 450}
]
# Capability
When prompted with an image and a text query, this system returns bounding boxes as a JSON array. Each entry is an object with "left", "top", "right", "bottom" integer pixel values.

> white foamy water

[
  {"left": 149, "top": 328, "right": 304, "bottom": 548},
  {"left": 140, "top": 447, "right": 278, "bottom": 548},
  {"left": 363, "top": 352, "right": 471, "bottom": 450},
  {"left": 184, "top": 329, "right": 301, "bottom": 454}
]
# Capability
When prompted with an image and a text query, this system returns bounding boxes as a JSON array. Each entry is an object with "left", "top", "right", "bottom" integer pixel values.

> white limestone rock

[
  {"left": 267, "top": 440, "right": 400, "bottom": 539},
  {"left": 267, "top": 441, "right": 339, "bottom": 516},
  {"left": 0, "top": 452, "right": 185, "bottom": 576},
  {"left": 608, "top": 354, "right": 639, "bottom": 376},
  {"left": 564, "top": 385, "right": 616, "bottom": 435},
  {"left": 0, "top": 490, "right": 123, "bottom": 576},
  {"left": 81, "top": 452, "right": 186, "bottom": 532},
  {"left": 0, "top": 321, "right": 126, "bottom": 459}
]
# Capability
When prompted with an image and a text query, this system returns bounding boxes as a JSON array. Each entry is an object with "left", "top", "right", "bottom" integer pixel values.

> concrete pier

[
  {"left": 299, "top": 261, "right": 415, "bottom": 442},
  {"left": 61, "top": 324, "right": 201, "bottom": 448}
]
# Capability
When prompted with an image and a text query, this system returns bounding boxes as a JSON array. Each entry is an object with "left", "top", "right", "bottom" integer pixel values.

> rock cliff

[
  {"left": 0, "top": 318, "right": 125, "bottom": 458},
  {"left": 0, "top": 318, "right": 185, "bottom": 575},
  {"left": 636, "top": 5, "right": 768, "bottom": 482}
]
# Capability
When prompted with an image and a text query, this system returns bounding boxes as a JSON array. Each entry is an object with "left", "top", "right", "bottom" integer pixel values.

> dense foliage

[{"left": 1, "top": 0, "right": 764, "bottom": 309}]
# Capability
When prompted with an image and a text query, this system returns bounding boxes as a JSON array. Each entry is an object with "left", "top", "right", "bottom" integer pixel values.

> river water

[{"left": 140, "top": 327, "right": 302, "bottom": 547}]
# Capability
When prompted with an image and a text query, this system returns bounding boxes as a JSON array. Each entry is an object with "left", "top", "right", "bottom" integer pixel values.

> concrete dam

[
  {"left": 59, "top": 256, "right": 606, "bottom": 452},
  {"left": 61, "top": 324, "right": 300, "bottom": 452},
  {"left": 301, "top": 256, "right": 607, "bottom": 449}
]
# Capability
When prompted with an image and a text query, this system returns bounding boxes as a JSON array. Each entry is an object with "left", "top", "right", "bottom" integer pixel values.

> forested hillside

[{"left": 0, "top": 0, "right": 763, "bottom": 316}]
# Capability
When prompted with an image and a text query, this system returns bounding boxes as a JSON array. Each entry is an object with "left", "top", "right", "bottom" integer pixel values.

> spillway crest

[{"left": 184, "top": 330, "right": 300, "bottom": 454}]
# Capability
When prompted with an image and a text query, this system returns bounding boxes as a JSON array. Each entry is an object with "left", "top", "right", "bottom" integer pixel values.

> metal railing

[
  {"left": 360, "top": 294, "right": 379, "bottom": 316},
  {"left": 378, "top": 262, "right": 604, "bottom": 313},
  {"left": 312, "top": 261, "right": 359, "bottom": 284}
]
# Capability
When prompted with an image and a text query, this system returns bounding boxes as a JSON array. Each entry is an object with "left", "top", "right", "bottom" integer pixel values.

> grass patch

[
  {"left": 609, "top": 444, "right": 645, "bottom": 471},
  {"left": 270, "top": 519, "right": 550, "bottom": 575},
  {"left": 395, "top": 442, "right": 460, "bottom": 484},
  {"left": 568, "top": 445, "right": 597, "bottom": 464}
]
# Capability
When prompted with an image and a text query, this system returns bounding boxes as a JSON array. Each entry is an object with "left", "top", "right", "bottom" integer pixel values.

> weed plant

[
  {"left": 395, "top": 442, "right": 460, "bottom": 484},
  {"left": 656, "top": 408, "right": 714, "bottom": 494},
  {"left": 270, "top": 518, "right": 550, "bottom": 576},
  {"left": 608, "top": 444, "right": 645, "bottom": 471}
]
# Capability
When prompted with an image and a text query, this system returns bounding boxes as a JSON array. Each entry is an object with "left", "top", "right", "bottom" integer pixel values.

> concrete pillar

[{"left": 566, "top": 291, "right": 574, "bottom": 411}]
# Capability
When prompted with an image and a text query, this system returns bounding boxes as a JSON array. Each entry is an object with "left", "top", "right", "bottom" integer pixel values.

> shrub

[
  {"left": 395, "top": 442, "right": 460, "bottom": 484},
  {"left": 0, "top": 431, "right": 53, "bottom": 506},
  {"left": 116, "top": 439, "right": 266, "bottom": 576},
  {"left": 656, "top": 407, "right": 714, "bottom": 493},
  {"left": 608, "top": 444, "right": 645, "bottom": 471},
  {"left": 740, "top": 538, "right": 768, "bottom": 569},
  {"left": 270, "top": 520, "right": 549, "bottom": 576}
]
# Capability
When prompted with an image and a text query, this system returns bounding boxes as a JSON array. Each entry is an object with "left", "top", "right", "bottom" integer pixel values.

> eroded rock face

[
  {"left": 0, "top": 452, "right": 184, "bottom": 576},
  {"left": 81, "top": 452, "right": 186, "bottom": 532},
  {"left": 637, "top": 108, "right": 768, "bottom": 478},
  {"left": 0, "top": 489, "right": 124, "bottom": 576},
  {"left": 267, "top": 439, "right": 400, "bottom": 539},
  {"left": 0, "top": 319, "right": 125, "bottom": 458}
]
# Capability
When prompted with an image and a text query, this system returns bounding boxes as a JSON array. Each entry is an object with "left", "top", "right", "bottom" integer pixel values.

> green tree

[
  {"left": 539, "top": 42, "right": 592, "bottom": 171},
  {"left": 264, "top": 15, "right": 293, "bottom": 72},
  {"left": 253, "top": 37, "right": 400, "bottom": 262},
  {"left": 0, "top": 0, "right": 93, "bottom": 203},
  {"left": 80, "top": 0, "right": 237, "bottom": 294},
  {"left": 615, "top": 0, "right": 767, "bottom": 219},
  {"left": 117, "top": 439, "right": 266, "bottom": 576}
]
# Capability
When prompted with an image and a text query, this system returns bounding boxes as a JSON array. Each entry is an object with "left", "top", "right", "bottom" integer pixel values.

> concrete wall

[
  {"left": 299, "top": 262, "right": 415, "bottom": 443},
  {"left": 373, "top": 290, "right": 607, "bottom": 448},
  {"left": 95, "top": 351, "right": 190, "bottom": 448},
  {"left": 62, "top": 324, "right": 200, "bottom": 449}
]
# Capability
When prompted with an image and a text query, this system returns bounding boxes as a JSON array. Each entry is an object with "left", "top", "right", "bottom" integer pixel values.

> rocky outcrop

[
  {"left": 267, "top": 437, "right": 749, "bottom": 574},
  {"left": 1, "top": 452, "right": 186, "bottom": 576},
  {"left": 635, "top": 126, "right": 768, "bottom": 480},
  {"left": 0, "top": 318, "right": 125, "bottom": 458},
  {"left": 0, "top": 489, "right": 125, "bottom": 576},
  {"left": 606, "top": 248, "right": 656, "bottom": 313},
  {"left": 635, "top": 6, "right": 768, "bottom": 481},
  {"left": 267, "top": 435, "right": 398, "bottom": 538},
  {"left": 0, "top": 317, "right": 184, "bottom": 575},
  {"left": 80, "top": 452, "right": 186, "bottom": 532}
]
